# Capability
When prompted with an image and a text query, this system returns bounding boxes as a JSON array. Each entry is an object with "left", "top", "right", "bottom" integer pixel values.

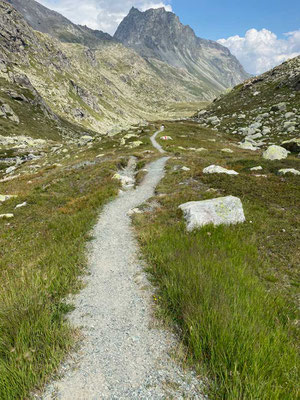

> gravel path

[
  {"left": 150, "top": 126, "right": 166, "bottom": 154},
  {"left": 42, "top": 130, "right": 204, "bottom": 399}
]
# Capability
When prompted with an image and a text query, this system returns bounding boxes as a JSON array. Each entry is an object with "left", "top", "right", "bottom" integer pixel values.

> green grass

[
  {"left": 0, "top": 123, "right": 157, "bottom": 398},
  {"left": 0, "top": 159, "right": 119, "bottom": 399},
  {"left": 134, "top": 121, "right": 300, "bottom": 399}
]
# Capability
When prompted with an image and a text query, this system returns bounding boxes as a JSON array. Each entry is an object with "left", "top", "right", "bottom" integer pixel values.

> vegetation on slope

[{"left": 134, "top": 121, "right": 299, "bottom": 399}]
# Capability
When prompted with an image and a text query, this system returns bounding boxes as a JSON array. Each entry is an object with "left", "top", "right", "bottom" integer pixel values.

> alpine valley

[{"left": 0, "top": 1, "right": 299, "bottom": 400}]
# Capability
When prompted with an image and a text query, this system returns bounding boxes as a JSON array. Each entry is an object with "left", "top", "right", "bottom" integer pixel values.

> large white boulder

[
  {"left": 203, "top": 165, "right": 239, "bottom": 175},
  {"left": 179, "top": 196, "right": 246, "bottom": 231},
  {"left": 263, "top": 145, "right": 290, "bottom": 160}
]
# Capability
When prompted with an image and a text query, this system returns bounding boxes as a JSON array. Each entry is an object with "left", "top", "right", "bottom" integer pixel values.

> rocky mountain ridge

[{"left": 115, "top": 7, "right": 249, "bottom": 96}]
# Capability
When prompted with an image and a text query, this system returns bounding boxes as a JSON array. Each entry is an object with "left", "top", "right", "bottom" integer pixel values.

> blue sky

[
  {"left": 38, "top": 0, "right": 300, "bottom": 74},
  {"left": 171, "top": 0, "right": 300, "bottom": 41}
]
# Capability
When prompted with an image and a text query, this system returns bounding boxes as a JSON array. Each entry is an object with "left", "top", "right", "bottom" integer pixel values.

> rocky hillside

[
  {"left": 194, "top": 56, "right": 300, "bottom": 154},
  {"left": 0, "top": 0, "right": 212, "bottom": 136},
  {"left": 4, "top": 0, "right": 113, "bottom": 45},
  {"left": 115, "top": 7, "right": 249, "bottom": 99},
  {"left": 6, "top": 1, "right": 249, "bottom": 102}
]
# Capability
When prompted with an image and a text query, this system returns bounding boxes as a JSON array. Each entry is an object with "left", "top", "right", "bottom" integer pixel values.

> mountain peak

[
  {"left": 129, "top": 6, "right": 169, "bottom": 14},
  {"left": 114, "top": 7, "right": 248, "bottom": 89}
]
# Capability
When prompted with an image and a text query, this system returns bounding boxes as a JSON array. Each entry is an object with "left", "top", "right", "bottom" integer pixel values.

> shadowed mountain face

[
  {"left": 4, "top": 0, "right": 113, "bottom": 45},
  {"left": 115, "top": 7, "right": 249, "bottom": 90}
]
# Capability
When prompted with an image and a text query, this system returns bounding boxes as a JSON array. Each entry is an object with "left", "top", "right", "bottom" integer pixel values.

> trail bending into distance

[{"left": 43, "top": 129, "right": 203, "bottom": 399}]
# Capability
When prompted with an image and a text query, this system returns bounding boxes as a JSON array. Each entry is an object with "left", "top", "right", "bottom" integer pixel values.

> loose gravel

[
  {"left": 150, "top": 126, "right": 166, "bottom": 154},
  {"left": 42, "top": 131, "right": 204, "bottom": 399}
]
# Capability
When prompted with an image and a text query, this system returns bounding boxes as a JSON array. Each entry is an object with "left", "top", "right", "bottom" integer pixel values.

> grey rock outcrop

[
  {"left": 179, "top": 196, "right": 246, "bottom": 231},
  {"left": 0, "top": 102, "right": 19, "bottom": 123},
  {"left": 70, "top": 80, "right": 100, "bottom": 112}
]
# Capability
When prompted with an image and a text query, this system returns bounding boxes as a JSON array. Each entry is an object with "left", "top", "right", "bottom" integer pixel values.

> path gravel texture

[
  {"left": 42, "top": 130, "right": 204, "bottom": 399},
  {"left": 150, "top": 126, "right": 166, "bottom": 154}
]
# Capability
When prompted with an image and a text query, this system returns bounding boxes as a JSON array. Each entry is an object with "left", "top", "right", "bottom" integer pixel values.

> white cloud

[
  {"left": 37, "top": 0, "right": 172, "bottom": 34},
  {"left": 218, "top": 28, "right": 300, "bottom": 75}
]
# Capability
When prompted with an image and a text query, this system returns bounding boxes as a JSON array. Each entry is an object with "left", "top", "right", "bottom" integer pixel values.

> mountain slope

[
  {"left": 115, "top": 7, "right": 249, "bottom": 96},
  {"left": 6, "top": 0, "right": 249, "bottom": 101},
  {"left": 0, "top": 1, "right": 210, "bottom": 135},
  {"left": 4, "top": 0, "right": 113, "bottom": 46},
  {"left": 194, "top": 56, "right": 300, "bottom": 149}
]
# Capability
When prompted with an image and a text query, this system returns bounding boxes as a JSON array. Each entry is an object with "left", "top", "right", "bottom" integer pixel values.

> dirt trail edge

[{"left": 42, "top": 130, "right": 203, "bottom": 399}]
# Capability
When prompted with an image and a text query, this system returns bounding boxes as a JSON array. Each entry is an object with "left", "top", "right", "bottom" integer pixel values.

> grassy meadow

[{"left": 133, "top": 121, "right": 300, "bottom": 399}]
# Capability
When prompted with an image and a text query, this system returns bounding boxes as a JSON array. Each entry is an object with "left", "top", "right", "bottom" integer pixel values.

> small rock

[
  {"left": 15, "top": 202, "right": 27, "bottom": 209},
  {"left": 263, "top": 145, "right": 290, "bottom": 160},
  {"left": 283, "top": 121, "right": 295, "bottom": 129},
  {"left": 270, "top": 102, "right": 286, "bottom": 112},
  {"left": 285, "top": 112, "right": 295, "bottom": 119},
  {"left": 250, "top": 166, "right": 263, "bottom": 171},
  {"left": 0, "top": 194, "right": 17, "bottom": 202},
  {"left": 0, "top": 214, "right": 14, "bottom": 219},
  {"left": 221, "top": 148, "right": 234, "bottom": 153},
  {"left": 80, "top": 135, "right": 93, "bottom": 145},
  {"left": 203, "top": 165, "right": 239, "bottom": 175},
  {"left": 207, "top": 116, "right": 220, "bottom": 125},
  {"left": 127, "top": 141, "right": 143, "bottom": 148},
  {"left": 278, "top": 168, "right": 300, "bottom": 176},
  {"left": 127, "top": 208, "right": 142, "bottom": 216},
  {"left": 238, "top": 142, "right": 258, "bottom": 151},
  {"left": 5, "top": 166, "right": 16, "bottom": 174},
  {"left": 181, "top": 166, "right": 191, "bottom": 171}
]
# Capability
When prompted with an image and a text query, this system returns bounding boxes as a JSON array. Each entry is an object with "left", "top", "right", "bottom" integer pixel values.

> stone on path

[{"left": 179, "top": 195, "right": 245, "bottom": 231}]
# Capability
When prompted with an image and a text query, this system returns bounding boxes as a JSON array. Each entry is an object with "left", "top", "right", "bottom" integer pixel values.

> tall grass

[
  {"left": 138, "top": 222, "right": 299, "bottom": 399},
  {"left": 0, "top": 164, "right": 118, "bottom": 399}
]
